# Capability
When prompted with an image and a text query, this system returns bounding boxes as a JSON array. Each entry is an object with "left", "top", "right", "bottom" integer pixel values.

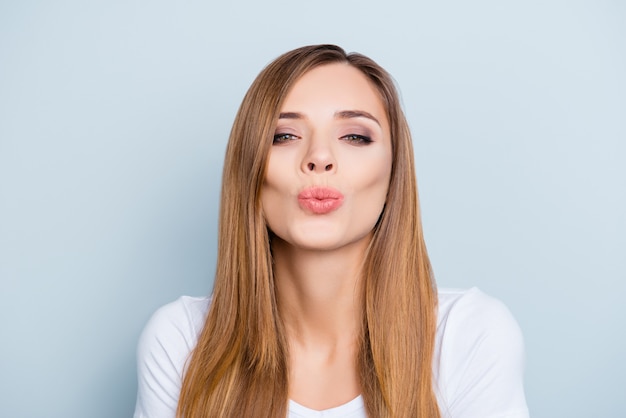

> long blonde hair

[{"left": 177, "top": 44, "right": 440, "bottom": 418}]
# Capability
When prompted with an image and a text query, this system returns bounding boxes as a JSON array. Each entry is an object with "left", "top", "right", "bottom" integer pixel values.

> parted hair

[{"left": 177, "top": 44, "right": 440, "bottom": 418}]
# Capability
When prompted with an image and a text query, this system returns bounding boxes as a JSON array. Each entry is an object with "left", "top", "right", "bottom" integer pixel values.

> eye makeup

[
  {"left": 273, "top": 132, "right": 300, "bottom": 144},
  {"left": 340, "top": 134, "right": 373, "bottom": 145}
]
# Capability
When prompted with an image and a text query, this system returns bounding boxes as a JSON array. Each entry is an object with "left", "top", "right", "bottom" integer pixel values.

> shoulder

[
  {"left": 437, "top": 287, "right": 522, "bottom": 339},
  {"left": 434, "top": 288, "right": 529, "bottom": 418},
  {"left": 134, "top": 296, "right": 210, "bottom": 418},
  {"left": 139, "top": 295, "right": 210, "bottom": 348},
  {"left": 137, "top": 296, "right": 210, "bottom": 369}
]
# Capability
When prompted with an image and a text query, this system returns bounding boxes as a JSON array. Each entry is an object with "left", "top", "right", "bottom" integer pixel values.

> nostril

[
  {"left": 325, "top": 164, "right": 333, "bottom": 171},
  {"left": 307, "top": 162, "right": 315, "bottom": 171}
]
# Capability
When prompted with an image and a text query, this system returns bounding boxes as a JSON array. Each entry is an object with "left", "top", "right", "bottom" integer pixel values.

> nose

[
  {"left": 305, "top": 161, "right": 334, "bottom": 172},
  {"left": 301, "top": 136, "right": 336, "bottom": 174}
]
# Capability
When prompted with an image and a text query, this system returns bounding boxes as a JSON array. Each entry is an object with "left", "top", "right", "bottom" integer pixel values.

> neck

[{"left": 272, "top": 236, "right": 370, "bottom": 347}]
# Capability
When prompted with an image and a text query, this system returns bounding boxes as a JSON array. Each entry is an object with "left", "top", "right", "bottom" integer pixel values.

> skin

[{"left": 261, "top": 63, "right": 393, "bottom": 410}]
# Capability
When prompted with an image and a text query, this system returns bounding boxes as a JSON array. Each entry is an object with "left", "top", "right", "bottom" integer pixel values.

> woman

[{"left": 134, "top": 44, "right": 529, "bottom": 418}]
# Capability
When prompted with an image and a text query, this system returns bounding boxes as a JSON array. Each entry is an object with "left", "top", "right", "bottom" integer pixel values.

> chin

[
  {"left": 291, "top": 236, "right": 346, "bottom": 252},
  {"left": 292, "top": 230, "right": 373, "bottom": 253}
]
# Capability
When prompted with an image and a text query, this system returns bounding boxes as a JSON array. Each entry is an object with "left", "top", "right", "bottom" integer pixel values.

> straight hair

[{"left": 177, "top": 44, "right": 440, "bottom": 418}]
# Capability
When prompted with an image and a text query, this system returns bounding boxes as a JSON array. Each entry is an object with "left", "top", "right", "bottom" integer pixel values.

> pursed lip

[{"left": 297, "top": 187, "right": 344, "bottom": 214}]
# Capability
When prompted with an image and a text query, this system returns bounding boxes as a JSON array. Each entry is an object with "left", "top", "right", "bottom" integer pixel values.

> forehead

[{"left": 280, "top": 63, "right": 388, "bottom": 124}]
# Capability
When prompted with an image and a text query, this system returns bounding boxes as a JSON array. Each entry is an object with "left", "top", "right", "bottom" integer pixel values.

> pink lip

[{"left": 298, "top": 187, "right": 344, "bottom": 214}]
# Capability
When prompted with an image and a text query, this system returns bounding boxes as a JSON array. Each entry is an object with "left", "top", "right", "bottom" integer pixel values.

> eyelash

[
  {"left": 341, "top": 134, "right": 372, "bottom": 145},
  {"left": 273, "top": 133, "right": 299, "bottom": 144},
  {"left": 272, "top": 133, "right": 373, "bottom": 145}
]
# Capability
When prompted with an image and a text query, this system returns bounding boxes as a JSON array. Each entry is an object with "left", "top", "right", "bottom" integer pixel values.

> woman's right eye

[{"left": 273, "top": 133, "right": 299, "bottom": 144}]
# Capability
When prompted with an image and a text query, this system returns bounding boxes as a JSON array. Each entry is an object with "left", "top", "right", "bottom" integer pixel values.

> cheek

[
  {"left": 263, "top": 146, "right": 297, "bottom": 190},
  {"left": 263, "top": 152, "right": 285, "bottom": 199},
  {"left": 346, "top": 153, "right": 392, "bottom": 228},
  {"left": 264, "top": 152, "right": 279, "bottom": 187},
  {"left": 354, "top": 151, "right": 392, "bottom": 196},
  {"left": 261, "top": 181, "right": 281, "bottom": 219},
  {"left": 261, "top": 189, "right": 281, "bottom": 237},
  {"left": 261, "top": 159, "right": 289, "bottom": 230}
]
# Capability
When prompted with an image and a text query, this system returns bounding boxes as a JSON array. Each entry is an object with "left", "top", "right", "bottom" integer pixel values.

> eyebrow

[
  {"left": 335, "top": 110, "right": 381, "bottom": 126},
  {"left": 278, "top": 112, "right": 303, "bottom": 120},
  {"left": 278, "top": 110, "right": 381, "bottom": 127}
]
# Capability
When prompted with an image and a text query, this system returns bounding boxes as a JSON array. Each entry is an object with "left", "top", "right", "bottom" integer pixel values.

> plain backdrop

[{"left": 1, "top": 1, "right": 624, "bottom": 417}]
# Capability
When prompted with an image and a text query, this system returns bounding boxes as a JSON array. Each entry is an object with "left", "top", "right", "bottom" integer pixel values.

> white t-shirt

[{"left": 134, "top": 288, "right": 529, "bottom": 418}]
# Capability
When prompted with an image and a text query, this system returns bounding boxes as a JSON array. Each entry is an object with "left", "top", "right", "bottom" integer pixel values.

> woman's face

[{"left": 261, "top": 63, "right": 392, "bottom": 252}]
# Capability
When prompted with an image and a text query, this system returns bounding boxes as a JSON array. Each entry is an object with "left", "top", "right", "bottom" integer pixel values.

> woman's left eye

[{"left": 341, "top": 134, "right": 372, "bottom": 145}]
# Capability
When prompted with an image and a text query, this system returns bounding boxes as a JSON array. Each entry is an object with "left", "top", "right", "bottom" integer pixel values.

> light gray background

[{"left": 1, "top": 1, "right": 624, "bottom": 417}]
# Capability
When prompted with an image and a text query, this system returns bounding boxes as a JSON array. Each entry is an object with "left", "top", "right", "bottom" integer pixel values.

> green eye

[
  {"left": 273, "top": 133, "right": 298, "bottom": 144},
  {"left": 341, "top": 134, "right": 372, "bottom": 144}
]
